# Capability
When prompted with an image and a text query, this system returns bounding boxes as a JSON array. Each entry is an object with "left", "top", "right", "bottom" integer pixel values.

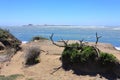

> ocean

[{"left": 0, "top": 26, "right": 120, "bottom": 50}]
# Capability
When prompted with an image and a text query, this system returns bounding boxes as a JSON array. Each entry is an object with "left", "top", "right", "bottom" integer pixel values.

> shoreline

[{"left": 115, "top": 47, "right": 120, "bottom": 50}]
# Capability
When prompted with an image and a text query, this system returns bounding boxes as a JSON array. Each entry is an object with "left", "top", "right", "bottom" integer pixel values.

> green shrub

[
  {"left": 99, "top": 52, "right": 117, "bottom": 66},
  {"left": 62, "top": 46, "right": 75, "bottom": 64},
  {"left": 61, "top": 43, "right": 97, "bottom": 65},
  {"left": 24, "top": 46, "right": 40, "bottom": 65},
  {"left": 31, "top": 36, "right": 48, "bottom": 41},
  {"left": 62, "top": 47, "right": 80, "bottom": 64},
  {"left": 81, "top": 46, "right": 97, "bottom": 62},
  {"left": 68, "top": 42, "right": 80, "bottom": 47},
  {"left": 0, "top": 28, "right": 21, "bottom": 51},
  {"left": 61, "top": 43, "right": 117, "bottom": 68}
]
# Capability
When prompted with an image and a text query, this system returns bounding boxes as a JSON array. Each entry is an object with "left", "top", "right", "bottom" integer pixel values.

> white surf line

[{"left": 115, "top": 47, "right": 120, "bottom": 50}]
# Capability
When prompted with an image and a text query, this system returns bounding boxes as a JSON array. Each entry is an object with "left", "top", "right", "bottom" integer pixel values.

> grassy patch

[
  {"left": 31, "top": 36, "right": 48, "bottom": 41},
  {"left": 0, "top": 74, "right": 24, "bottom": 80}
]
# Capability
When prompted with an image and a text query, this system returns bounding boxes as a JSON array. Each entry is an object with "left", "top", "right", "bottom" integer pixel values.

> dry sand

[{"left": 0, "top": 40, "right": 120, "bottom": 80}]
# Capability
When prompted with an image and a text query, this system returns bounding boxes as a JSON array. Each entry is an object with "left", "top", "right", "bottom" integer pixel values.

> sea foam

[
  {"left": 22, "top": 41, "right": 28, "bottom": 44},
  {"left": 115, "top": 47, "right": 120, "bottom": 50}
]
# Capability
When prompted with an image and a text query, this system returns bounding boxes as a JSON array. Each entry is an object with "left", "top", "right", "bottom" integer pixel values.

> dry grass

[
  {"left": 24, "top": 46, "right": 40, "bottom": 65},
  {"left": 0, "top": 74, "right": 24, "bottom": 80}
]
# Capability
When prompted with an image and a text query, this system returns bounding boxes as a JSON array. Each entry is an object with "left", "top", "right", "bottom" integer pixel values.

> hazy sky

[{"left": 0, "top": 0, "right": 120, "bottom": 26}]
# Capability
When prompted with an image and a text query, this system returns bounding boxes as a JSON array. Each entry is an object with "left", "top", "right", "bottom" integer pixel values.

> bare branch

[
  {"left": 92, "top": 46, "right": 100, "bottom": 57},
  {"left": 61, "top": 38, "right": 69, "bottom": 46},
  {"left": 50, "top": 33, "right": 65, "bottom": 47},
  {"left": 79, "top": 39, "right": 84, "bottom": 44},
  {"left": 66, "top": 40, "right": 69, "bottom": 44},
  {"left": 50, "top": 66, "right": 62, "bottom": 74},
  {"left": 79, "top": 39, "right": 85, "bottom": 48},
  {"left": 50, "top": 33, "right": 83, "bottom": 49},
  {"left": 95, "top": 32, "right": 102, "bottom": 45}
]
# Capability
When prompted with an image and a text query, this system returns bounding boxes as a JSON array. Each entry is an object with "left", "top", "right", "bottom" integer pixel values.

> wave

[
  {"left": 115, "top": 47, "right": 120, "bottom": 50},
  {"left": 22, "top": 41, "right": 28, "bottom": 44},
  {"left": 112, "top": 27, "right": 120, "bottom": 30},
  {"left": 49, "top": 26, "right": 107, "bottom": 28}
]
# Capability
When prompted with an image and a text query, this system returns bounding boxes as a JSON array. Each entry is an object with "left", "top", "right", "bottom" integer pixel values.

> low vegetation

[
  {"left": 24, "top": 46, "right": 41, "bottom": 65},
  {"left": 31, "top": 36, "right": 48, "bottom": 41},
  {"left": 62, "top": 44, "right": 96, "bottom": 64},
  {"left": 50, "top": 33, "right": 119, "bottom": 76},
  {"left": 62, "top": 43, "right": 117, "bottom": 66},
  {"left": 99, "top": 52, "right": 117, "bottom": 66},
  {"left": 0, "top": 74, "right": 24, "bottom": 80},
  {"left": 0, "top": 28, "right": 21, "bottom": 52}
]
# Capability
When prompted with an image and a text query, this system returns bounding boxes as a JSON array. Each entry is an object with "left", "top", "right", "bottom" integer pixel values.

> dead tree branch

[
  {"left": 79, "top": 39, "right": 84, "bottom": 47},
  {"left": 50, "top": 66, "right": 62, "bottom": 75},
  {"left": 50, "top": 33, "right": 84, "bottom": 49},
  {"left": 92, "top": 46, "right": 100, "bottom": 57},
  {"left": 61, "top": 38, "right": 69, "bottom": 47},
  {"left": 95, "top": 32, "right": 102, "bottom": 45},
  {"left": 79, "top": 39, "right": 84, "bottom": 44},
  {"left": 50, "top": 33, "right": 66, "bottom": 47}
]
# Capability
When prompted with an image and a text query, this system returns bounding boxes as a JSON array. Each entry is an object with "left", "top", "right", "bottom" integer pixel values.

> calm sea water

[{"left": 1, "top": 26, "right": 120, "bottom": 48}]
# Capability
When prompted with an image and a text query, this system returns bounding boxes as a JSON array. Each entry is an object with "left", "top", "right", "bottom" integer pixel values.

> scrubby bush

[
  {"left": 80, "top": 46, "right": 97, "bottom": 62},
  {"left": 62, "top": 47, "right": 79, "bottom": 64},
  {"left": 61, "top": 43, "right": 117, "bottom": 68},
  {"left": 24, "top": 46, "right": 40, "bottom": 65},
  {"left": 31, "top": 36, "right": 48, "bottom": 41},
  {"left": 62, "top": 43, "right": 98, "bottom": 65},
  {"left": 99, "top": 52, "right": 117, "bottom": 66},
  {"left": 0, "top": 74, "right": 24, "bottom": 80},
  {"left": 0, "top": 28, "right": 21, "bottom": 51}
]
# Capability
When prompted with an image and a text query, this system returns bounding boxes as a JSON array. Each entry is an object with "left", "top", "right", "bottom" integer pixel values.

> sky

[{"left": 0, "top": 0, "right": 120, "bottom": 26}]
